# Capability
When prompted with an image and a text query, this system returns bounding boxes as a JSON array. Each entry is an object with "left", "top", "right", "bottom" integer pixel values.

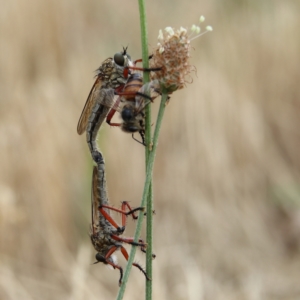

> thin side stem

[{"left": 116, "top": 92, "right": 168, "bottom": 300}]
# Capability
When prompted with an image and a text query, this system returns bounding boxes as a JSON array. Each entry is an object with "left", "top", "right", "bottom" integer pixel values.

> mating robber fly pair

[{"left": 77, "top": 48, "right": 159, "bottom": 285}]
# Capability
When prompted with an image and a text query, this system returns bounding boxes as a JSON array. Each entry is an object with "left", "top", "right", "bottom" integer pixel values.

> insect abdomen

[{"left": 122, "top": 73, "right": 143, "bottom": 100}]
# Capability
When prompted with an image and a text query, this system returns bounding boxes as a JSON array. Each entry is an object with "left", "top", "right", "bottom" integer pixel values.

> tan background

[{"left": 1, "top": 0, "right": 300, "bottom": 299}]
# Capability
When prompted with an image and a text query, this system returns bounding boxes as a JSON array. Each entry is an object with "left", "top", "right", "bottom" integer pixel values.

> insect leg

[
  {"left": 121, "top": 201, "right": 140, "bottom": 226},
  {"left": 131, "top": 133, "right": 145, "bottom": 146},
  {"left": 112, "top": 235, "right": 155, "bottom": 258},
  {"left": 101, "top": 202, "right": 144, "bottom": 226},
  {"left": 99, "top": 207, "right": 122, "bottom": 231},
  {"left": 106, "top": 96, "right": 122, "bottom": 127},
  {"left": 100, "top": 204, "right": 143, "bottom": 216},
  {"left": 121, "top": 200, "right": 144, "bottom": 220},
  {"left": 136, "top": 238, "right": 156, "bottom": 259},
  {"left": 101, "top": 246, "right": 124, "bottom": 286},
  {"left": 111, "top": 235, "right": 146, "bottom": 247},
  {"left": 126, "top": 66, "right": 162, "bottom": 72},
  {"left": 120, "top": 246, "right": 150, "bottom": 281},
  {"left": 133, "top": 54, "right": 155, "bottom": 65},
  {"left": 138, "top": 66, "right": 163, "bottom": 72}
]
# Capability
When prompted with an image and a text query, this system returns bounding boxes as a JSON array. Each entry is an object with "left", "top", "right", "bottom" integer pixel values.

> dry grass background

[{"left": 1, "top": 0, "right": 300, "bottom": 299}]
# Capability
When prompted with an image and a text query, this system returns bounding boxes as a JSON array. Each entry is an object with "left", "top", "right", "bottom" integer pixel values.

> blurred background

[{"left": 1, "top": 0, "right": 300, "bottom": 299}]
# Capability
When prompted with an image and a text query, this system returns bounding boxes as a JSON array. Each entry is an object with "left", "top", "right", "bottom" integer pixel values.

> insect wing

[
  {"left": 134, "top": 82, "right": 156, "bottom": 113},
  {"left": 98, "top": 91, "right": 123, "bottom": 113},
  {"left": 77, "top": 77, "right": 103, "bottom": 135},
  {"left": 145, "top": 80, "right": 161, "bottom": 101}
]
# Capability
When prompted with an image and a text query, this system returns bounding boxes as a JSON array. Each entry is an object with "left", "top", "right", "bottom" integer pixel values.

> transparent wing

[
  {"left": 77, "top": 77, "right": 103, "bottom": 135},
  {"left": 144, "top": 80, "right": 161, "bottom": 100},
  {"left": 97, "top": 91, "right": 123, "bottom": 113},
  {"left": 134, "top": 80, "right": 161, "bottom": 113}
]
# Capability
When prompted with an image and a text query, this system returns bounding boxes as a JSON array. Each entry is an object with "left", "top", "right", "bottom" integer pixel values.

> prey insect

[
  {"left": 106, "top": 73, "right": 160, "bottom": 145},
  {"left": 90, "top": 163, "right": 151, "bottom": 285}
]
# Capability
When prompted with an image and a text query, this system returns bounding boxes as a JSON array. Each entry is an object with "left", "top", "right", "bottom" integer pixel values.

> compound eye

[
  {"left": 114, "top": 52, "right": 125, "bottom": 66},
  {"left": 121, "top": 108, "right": 134, "bottom": 122}
]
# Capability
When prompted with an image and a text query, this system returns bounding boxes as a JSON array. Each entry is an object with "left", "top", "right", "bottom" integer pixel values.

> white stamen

[
  {"left": 165, "top": 27, "right": 174, "bottom": 36},
  {"left": 179, "top": 26, "right": 187, "bottom": 35},
  {"left": 158, "top": 29, "right": 163, "bottom": 40},
  {"left": 191, "top": 24, "right": 197, "bottom": 32}
]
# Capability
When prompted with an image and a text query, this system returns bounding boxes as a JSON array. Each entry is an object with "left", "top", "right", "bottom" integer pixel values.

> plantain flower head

[{"left": 150, "top": 16, "right": 213, "bottom": 93}]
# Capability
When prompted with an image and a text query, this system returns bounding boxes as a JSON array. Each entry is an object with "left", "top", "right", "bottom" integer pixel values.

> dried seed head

[
  {"left": 150, "top": 17, "right": 213, "bottom": 94},
  {"left": 150, "top": 27, "right": 192, "bottom": 93}
]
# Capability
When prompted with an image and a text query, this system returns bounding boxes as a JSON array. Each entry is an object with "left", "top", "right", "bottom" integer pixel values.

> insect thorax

[
  {"left": 91, "top": 228, "right": 122, "bottom": 254},
  {"left": 97, "top": 58, "right": 129, "bottom": 89}
]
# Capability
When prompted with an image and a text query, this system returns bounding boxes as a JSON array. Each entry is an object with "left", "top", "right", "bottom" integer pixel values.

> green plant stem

[
  {"left": 137, "top": 1, "right": 154, "bottom": 299},
  {"left": 138, "top": 0, "right": 154, "bottom": 298},
  {"left": 116, "top": 92, "right": 168, "bottom": 300}
]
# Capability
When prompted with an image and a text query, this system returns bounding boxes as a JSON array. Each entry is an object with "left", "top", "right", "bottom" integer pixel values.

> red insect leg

[
  {"left": 103, "top": 246, "right": 123, "bottom": 286},
  {"left": 110, "top": 235, "right": 155, "bottom": 259},
  {"left": 133, "top": 58, "right": 143, "bottom": 65},
  {"left": 133, "top": 55, "right": 154, "bottom": 65},
  {"left": 99, "top": 207, "right": 120, "bottom": 229},
  {"left": 99, "top": 201, "right": 144, "bottom": 230},
  {"left": 106, "top": 95, "right": 121, "bottom": 127},
  {"left": 120, "top": 246, "right": 150, "bottom": 281},
  {"left": 120, "top": 201, "right": 143, "bottom": 225},
  {"left": 111, "top": 235, "right": 146, "bottom": 247}
]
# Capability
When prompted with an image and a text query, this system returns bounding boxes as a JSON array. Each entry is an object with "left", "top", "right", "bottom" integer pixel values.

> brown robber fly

[
  {"left": 77, "top": 48, "right": 134, "bottom": 163},
  {"left": 90, "top": 163, "right": 151, "bottom": 285}
]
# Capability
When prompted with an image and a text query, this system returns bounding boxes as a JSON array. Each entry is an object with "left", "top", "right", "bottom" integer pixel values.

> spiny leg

[
  {"left": 133, "top": 54, "right": 155, "bottom": 65},
  {"left": 120, "top": 201, "right": 144, "bottom": 223},
  {"left": 100, "top": 201, "right": 144, "bottom": 224},
  {"left": 110, "top": 234, "right": 155, "bottom": 258},
  {"left": 132, "top": 133, "right": 145, "bottom": 146},
  {"left": 120, "top": 246, "right": 151, "bottom": 281},
  {"left": 95, "top": 246, "right": 123, "bottom": 286},
  {"left": 99, "top": 202, "right": 144, "bottom": 234},
  {"left": 111, "top": 235, "right": 146, "bottom": 247},
  {"left": 125, "top": 65, "right": 162, "bottom": 73},
  {"left": 99, "top": 207, "right": 122, "bottom": 230}
]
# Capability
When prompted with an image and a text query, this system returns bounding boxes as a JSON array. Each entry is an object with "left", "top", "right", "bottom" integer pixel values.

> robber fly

[
  {"left": 90, "top": 163, "right": 151, "bottom": 285},
  {"left": 77, "top": 48, "right": 134, "bottom": 163},
  {"left": 106, "top": 73, "right": 160, "bottom": 145}
]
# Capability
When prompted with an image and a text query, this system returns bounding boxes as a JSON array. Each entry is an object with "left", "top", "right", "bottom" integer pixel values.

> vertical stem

[
  {"left": 137, "top": 0, "right": 154, "bottom": 299},
  {"left": 137, "top": 1, "right": 154, "bottom": 300}
]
